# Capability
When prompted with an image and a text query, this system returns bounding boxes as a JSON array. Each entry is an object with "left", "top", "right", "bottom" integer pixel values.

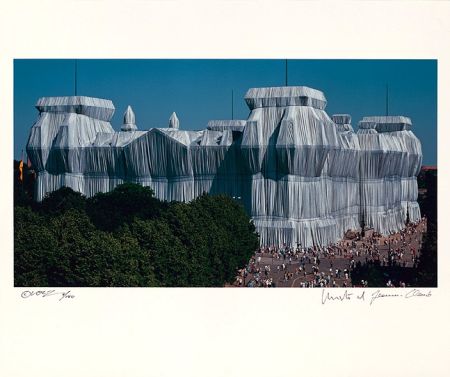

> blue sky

[{"left": 14, "top": 59, "right": 437, "bottom": 165}]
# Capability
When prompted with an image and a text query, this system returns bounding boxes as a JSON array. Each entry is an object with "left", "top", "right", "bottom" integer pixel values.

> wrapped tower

[{"left": 357, "top": 116, "right": 422, "bottom": 234}]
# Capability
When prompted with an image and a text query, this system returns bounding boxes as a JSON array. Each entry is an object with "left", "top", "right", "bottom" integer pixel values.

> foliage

[
  {"left": 14, "top": 207, "right": 58, "bottom": 286},
  {"left": 14, "top": 183, "right": 258, "bottom": 287},
  {"left": 86, "top": 182, "right": 166, "bottom": 231},
  {"left": 414, "top": 222, "right": 437, "bottom": 287},
  {"left": 39, "top": 187, "right": 87, "bottom": 216},
  {"left": 127, "top": 194, "right": 259, "bottom": 287}
]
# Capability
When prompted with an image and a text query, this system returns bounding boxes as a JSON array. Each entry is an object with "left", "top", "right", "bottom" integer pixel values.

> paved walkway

[{"left": 234, "top": 219, "right": 427, "bottom": 288}]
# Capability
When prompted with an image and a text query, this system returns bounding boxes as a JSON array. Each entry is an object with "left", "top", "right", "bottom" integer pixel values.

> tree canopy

[{"left": 14, "top": 183, "right": 259, "bottom": 287}]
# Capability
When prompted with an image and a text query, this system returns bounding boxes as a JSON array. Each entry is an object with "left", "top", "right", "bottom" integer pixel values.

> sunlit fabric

[
  {"left": 168, "top": 112, "right": 179, "bottom": 129},
  {"left": 121, "top": 105, "right": 137, "bottom": 132},
  {"left": 26, "top": 88, "right": 422, "bottom": 247}
]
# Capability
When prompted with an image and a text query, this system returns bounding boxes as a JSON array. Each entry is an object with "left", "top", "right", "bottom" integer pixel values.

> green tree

[
  {"left": 190, "top": 194, "right": 258, "bottom": 283},
  {"left": 86, "top": 183, "right": 165, "bottom": 231},
  {"left": 38, "top": 187, "right": 87, "bottom": 216},
  {"left": 14, "top": 207, "right": 57, "bottom": 286},
  {"left": 131, "top": 218, "right": 191, "bottom": 287},
  {"left": 46, "top": 210, "right": 158, "bottom": 287},
  {"left": 46, "top": 209, "right": 97, "bottom": 286},
  {"left": 113, "top": 226, "right": 158, "bottom": 287},
  {"left": 15, "top": 182, "right": 259, "bottom": 287}
]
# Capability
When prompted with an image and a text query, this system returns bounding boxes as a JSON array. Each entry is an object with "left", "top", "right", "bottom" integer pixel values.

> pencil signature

[
  {"left": 20, "top": 289, "right": 75, "bottom": 301},
  {"left": 321, "top": 288, "right": 432, "bottom": 305}
]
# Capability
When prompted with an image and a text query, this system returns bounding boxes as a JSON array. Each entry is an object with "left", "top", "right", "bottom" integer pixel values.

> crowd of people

[{"left": 234, "top": 217, "right": 427, "bottom": 288}]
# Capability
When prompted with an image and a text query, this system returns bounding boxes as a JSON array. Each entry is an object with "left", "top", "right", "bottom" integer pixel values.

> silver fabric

[
  {"left": 26, "top": 87, "right": 422, "bottom": 247},
  {"left": 359, "top": 116, "right": 412, "bottom": 132},
  {"left": 207, "top": 120, "right": 246, "bottom": 132},
  {"left": 121, "top": 105, "right": 137, "bottom": 132},
  {"left": 36, "top": 96, "right": 115, "bottom": 121},
  {"left": 168, "top": 112, "right": 179, "bottom": 129}
]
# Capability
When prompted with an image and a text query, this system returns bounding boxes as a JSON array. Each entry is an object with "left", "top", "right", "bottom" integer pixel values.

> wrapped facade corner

[{"left": 26, "top": 87, "right": 422, "bottom": 247}]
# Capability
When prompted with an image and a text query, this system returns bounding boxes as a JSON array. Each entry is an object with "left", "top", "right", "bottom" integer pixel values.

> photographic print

[{"left": 14, "top": 59, "right": 437, "bottom": 288}]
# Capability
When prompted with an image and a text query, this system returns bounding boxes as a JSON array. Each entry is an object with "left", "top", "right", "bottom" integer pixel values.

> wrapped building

[{"left": 26, "top": 86, "right": 422, "bottom": 247}]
